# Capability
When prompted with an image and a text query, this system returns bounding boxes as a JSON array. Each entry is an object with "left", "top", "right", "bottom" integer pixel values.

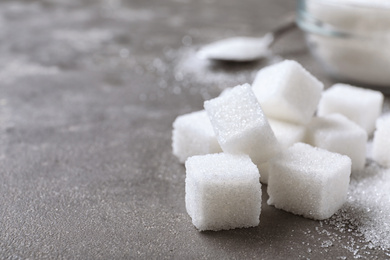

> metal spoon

[{"left": 197, "top": 16, "right": 297, "bottom": 62}]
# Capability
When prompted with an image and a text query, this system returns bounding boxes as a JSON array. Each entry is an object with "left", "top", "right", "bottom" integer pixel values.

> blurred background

[{"left": 0, "top": 0, "right": 389, "bottom": 259}]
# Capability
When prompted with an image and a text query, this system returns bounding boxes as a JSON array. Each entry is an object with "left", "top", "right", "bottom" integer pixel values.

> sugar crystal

[
  {"left": 185, "top": 153, "right": 262, "bottom": 231},
  {"left": 268, "top": 143, "right": 351, "bottom": 220},
  {"left": 172, "top": 110, "right": 221, "bottom": 163},
  {"left": 204, "top": 83, "right": 280, "bottom": 183}
]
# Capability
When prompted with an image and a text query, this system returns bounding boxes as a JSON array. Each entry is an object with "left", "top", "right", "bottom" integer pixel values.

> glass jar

[{"left": 297, "top": 0, "right": 390, "bottom": 90}]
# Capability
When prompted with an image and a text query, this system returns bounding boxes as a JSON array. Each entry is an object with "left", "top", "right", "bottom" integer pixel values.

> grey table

[{"left": 1, "top": 0, "right": 389, "bottom": 259}]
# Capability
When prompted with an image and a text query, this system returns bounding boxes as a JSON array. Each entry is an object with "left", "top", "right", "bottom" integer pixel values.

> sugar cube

[
  {"left": 252, "top": 60, "right": 324, "bottom": 125},
  {"left": 372, "top": 114, "right": 390, "bottom": 167},
  {"left": 185, "top": 153, "right": 262, "bottom": 231},
  {"left": 268, "top": 118, "right": 306, "bottom": 149},
  {"left": 204, "top": 83, "right": 281, "bottom": 174},
  {"left": 317, "top": 83, "right": 384, "bottom": 134},
  {"left": 267, "top": 143, "right": 351, "bottom": 220},
  {"left": 172, "top": 110, "right": 222, "bottom": 163},
  {"left": 218, "top": 87, "right": 232, "bottom": 97},
  {"left": 375, "top": 113, "right": 390, "bottom": 129},
  {"left": 306, "top": 114, "right": 367, "bottom": 172}
]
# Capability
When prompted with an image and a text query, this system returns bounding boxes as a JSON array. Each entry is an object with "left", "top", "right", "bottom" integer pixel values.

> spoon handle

[{"left": 270, "top": 15, "right": 297, "bottom": 47}]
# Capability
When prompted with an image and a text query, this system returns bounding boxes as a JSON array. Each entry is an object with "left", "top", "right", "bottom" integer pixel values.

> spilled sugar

[
  {"left": 316, "top": 136, "right": 390, "bottom": 254},
  {"left": 174, "top": 48, "right": 253, "bottom": 86},
  {"left": 172, "top": 47, "right": 283, "bottom": 97},
  {"left": 313, "top": 157, "right": 390, "bottom": 258},
  {"left": 328, "top": 162, "right": 390, "bottom": 250}
]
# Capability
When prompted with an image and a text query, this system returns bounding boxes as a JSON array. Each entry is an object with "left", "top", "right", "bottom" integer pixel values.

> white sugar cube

[
  {"left": 172, "top": 110, "right": 222, "bottom": 163},
  {"left": 204, "top": 84, "right": 281, "bottom": 174},
  {"left": 372, "top": 114, "right": 390, "bottom": 167},
  {"left": 252, "top": 60, "right": 324, "bottom": 125},
  {"left": 306, "top": 114, "right": 367, "bottom": 172},
  {"left": 268, "top": 118, "right": 306, "bottom": 149},
  {"left": 375, "top": 113, "right": 390, "bottom": 129},
  {"left": 185, "top": 153, "right": 262, "bottom": 231},
  {"left": 219, "top": 87, "right": 232, "bottom": 97},
  {"left": 317, "top": 83, "right": 384, "bottom": 134},
  {"left": 267, "top": 143, "right": 351, "bottom": 220}
]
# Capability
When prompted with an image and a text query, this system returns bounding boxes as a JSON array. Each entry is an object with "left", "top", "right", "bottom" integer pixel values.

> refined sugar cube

[
  {"left": 317, "top": 83, "right": 384, "bottom": 134},
  {"left": 252, "top": 60, "right": 324, "bottom": 125},
  {"left": 306, "top": 114, "right": 367, "bottom": 172},
  {"left": 185, "top": 153, "right": 262, "bottom": 231},
  {"left": 172, "top": 110, "right": 222, "bottom": 163},
  {"left": 372, "top": 114, "right": 390, "bottom": 167},
  {"left": 267, "top": 143, "right": 351, "bottom": 220},
  {"left": 375, "top": 113, "right": 390, "bottom": 130},
  {"left": 219, "top": 87, "right": 232, "bottom": 97},
  {"left": 268, "top": 118, "right": 306, "bottom": 149},
  {"left": 204, "top": 83, "right": 281, "bottom": 177}
]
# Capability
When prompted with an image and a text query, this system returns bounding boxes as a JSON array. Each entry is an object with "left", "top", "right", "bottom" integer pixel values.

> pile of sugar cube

[{"left": 172, "top": 60, "right": 387, "bottom": 231}]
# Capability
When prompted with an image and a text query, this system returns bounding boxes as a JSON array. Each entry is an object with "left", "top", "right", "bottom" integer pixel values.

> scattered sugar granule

[{"left": 324, "top": 163, "right": 390, "bottom": 250}]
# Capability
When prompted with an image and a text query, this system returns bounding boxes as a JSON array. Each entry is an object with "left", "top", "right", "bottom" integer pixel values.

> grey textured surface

[{"left": 0, "top": 0, "right": 389, "bottom": 259}]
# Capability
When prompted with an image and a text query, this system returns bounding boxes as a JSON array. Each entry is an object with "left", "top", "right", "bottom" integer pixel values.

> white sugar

[
  {"left": 317, "top": 84, "right": 384, "bottom": 134},
  {"left": 252, "top": 60, "right": 323, "bottom": 125},
  {"left": 204, "top": 83, "right": 280, "bottom": 183},
  {"left": 305, "top": 0, "right": 390, "bottom": 86},
  {"left": 172, "top": 110, "right": 222, "bottom": 163},
  {"left": 185, "top": 153, "right": 262, "bottom": 231},
  {"left": 372, "top": 114, "right": 390, "bottom": 167},
  {"left": 306, "top": 114, "right": 367, "bottom": 172},
  {"left": 197, "top": 35, "right": 273, "bottom": 62},
  {"left": 172, "top": 56, "right": 390, "bottom": 255},
  {"left": 268, "top": 143, "right": 351, "bottom": 220},
  {"left": 173, "top": 48, "right": 255, "bottom": 92},
  {"left": 375, "top": 112, "right": 390, "bottom": 129},
  {"left": 324, "top": 163, "right": 390, "bottom": 250},
  {"left": 268, "top": 118, "right": 306, "bottom": 149}
]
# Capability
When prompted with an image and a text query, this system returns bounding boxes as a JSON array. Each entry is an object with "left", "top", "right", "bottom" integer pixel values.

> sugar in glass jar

[{"left": 297, "top": 0, "right": 390, "bottom": 90}]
